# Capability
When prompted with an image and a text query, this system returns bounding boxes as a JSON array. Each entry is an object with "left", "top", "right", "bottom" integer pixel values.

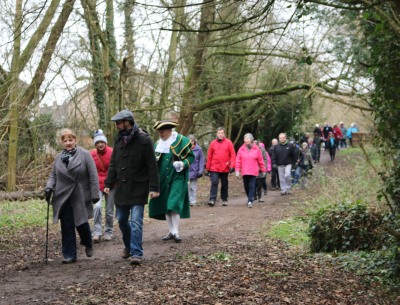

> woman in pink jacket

[{"left": 235, "top": 133, "right": 266, "bottom": 208}]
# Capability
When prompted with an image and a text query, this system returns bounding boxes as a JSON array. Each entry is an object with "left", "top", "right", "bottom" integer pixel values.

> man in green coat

[{"left": 149, "top": 120, "right": 194, "bottom": 243}]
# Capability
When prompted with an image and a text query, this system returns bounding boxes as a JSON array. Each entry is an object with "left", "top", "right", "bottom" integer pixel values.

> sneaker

[
  {"left": 103, "top": 234, "right": 112, "bottom": 241},
  {"left": 247, "top": 202, "right": 252, "bottom": 208},
  {"left": 264, "top": 191, "right": 267, "bottom": 195},
  {"left": 208, "top": 200, "right": 215, "bottom": 207},
  {"left": 92, "top": 235, "right": 101, "bottom": 243},
  {"left": 190, "top": 202, "right": 196, "bottom": 207},
  {"left": 222, "top": 201, "right": 228, "bottom": 206},
  {"left": 129, "top": 256, "right": 142, "bottom": 266},
  {"left": 280, "top": 191, "right": 286, "bottom": 196},
  {"left": 62, "top": 257, "right": 77, "bottom": 264},
  {"left": 286, "top": 191, "right": 292, "bottom": 195},
  {"left": 258, "top": 198, "right": 264, "bottom": 202},
  {"left": 122, "top": 248, "right": 130, "bottom": 259},
  {"left": 85, "top": 246, "right": 93, "bottom": 257},
  {"left": 162, "top": 232, "right": 174, "bottom": 241}
]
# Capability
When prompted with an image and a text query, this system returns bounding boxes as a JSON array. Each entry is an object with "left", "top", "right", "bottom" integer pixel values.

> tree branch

[{"left": 19, "top": 0, "right": 77, "bottom": 109}]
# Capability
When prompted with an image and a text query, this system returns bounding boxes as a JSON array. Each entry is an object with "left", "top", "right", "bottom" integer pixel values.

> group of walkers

[
  {"left": 311, "top": 122, "right": 359, "bottom": 161},
  {"left": 44, "top": 111, "right": 357, "bottom": 266}
]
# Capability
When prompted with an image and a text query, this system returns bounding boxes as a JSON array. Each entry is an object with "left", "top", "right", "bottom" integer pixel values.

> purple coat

[{"left": 189, "top": 144, "right": 205, "bottom": 179}]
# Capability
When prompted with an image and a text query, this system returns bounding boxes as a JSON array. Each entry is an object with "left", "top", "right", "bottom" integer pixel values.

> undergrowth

[{"left": 268, "top": 147, "right": 399, "bottom": 291}]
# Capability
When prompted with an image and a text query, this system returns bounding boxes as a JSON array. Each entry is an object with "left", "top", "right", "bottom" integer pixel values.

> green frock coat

[{"left": 149, "top": 134, "right": 194, "bottom": 220}]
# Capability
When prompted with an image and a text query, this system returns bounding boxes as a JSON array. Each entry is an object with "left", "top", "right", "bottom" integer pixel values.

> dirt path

[{"left": 0, "top": 150, "right": 393, "bottom": 304}]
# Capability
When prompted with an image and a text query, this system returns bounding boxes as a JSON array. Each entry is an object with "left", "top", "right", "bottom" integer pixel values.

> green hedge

[{"left": 309, "top": 200, "right": 388, "bottom": 252}]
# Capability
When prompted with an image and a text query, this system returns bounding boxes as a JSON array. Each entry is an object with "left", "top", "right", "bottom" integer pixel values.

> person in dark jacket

[
  {"left": 267, "top": 138, "right": 280, "bottom": 190},
  {"left": 326, "top": 132, "right": 337, "bottom": 161},
  {"left": 45, "top": 129, "right": 99, "bottom": 264},
  {"left": 104, "top": 110, "right": 160, "bottom": 266},
  {"left": 313, "top": 124, "right": 322, "bottom": 138},
  {"left": 188, "top": 134, "right": 205, "bottom": 206},
  {"left": 313, "top": 132, "right": 322, "bottom": 162},
  {"left": 271, "top": 133, "right": 298, "bottom": 195},
  {"left": 322, "top": 122, "right": 333, "bottom": 140}
]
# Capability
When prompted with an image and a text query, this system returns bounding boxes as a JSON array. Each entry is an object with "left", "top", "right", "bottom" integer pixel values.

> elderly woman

[
  {"left": 45, "top": 129, "right": 99, "bottom": 264},
  {"left": 235, "top": 133, "right": 266, "bottom": 208},
  {"left": 188, "top": 134, "right": 205, "bottom": 206}
]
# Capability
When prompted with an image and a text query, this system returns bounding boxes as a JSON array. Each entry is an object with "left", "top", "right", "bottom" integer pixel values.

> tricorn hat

[{"left": 153, "top": 120, "right": 178, "bottom": 130}]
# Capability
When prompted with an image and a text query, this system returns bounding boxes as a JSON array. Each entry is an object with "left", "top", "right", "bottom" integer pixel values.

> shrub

[{"left": 309, "top": 200, "right": 388, "bottom": 252}]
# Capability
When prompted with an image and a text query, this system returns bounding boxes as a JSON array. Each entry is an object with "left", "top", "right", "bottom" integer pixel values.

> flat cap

[
  {"left": 153, "top": 120, "right": 178, "bottom": 130},
  {"left": 111, "top": 110, "right": 134, "bottom": 122}
]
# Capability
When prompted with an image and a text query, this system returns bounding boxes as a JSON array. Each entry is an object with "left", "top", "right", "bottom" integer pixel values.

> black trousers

[
  {"left": 209, "top": 172, "right": 229, "bottom": 201},
  {"left": 59, "top": 201, "right": 92, "bottom": 259},
  {"left": 270, "top": 168, "right": 280, "bottom": 189}
]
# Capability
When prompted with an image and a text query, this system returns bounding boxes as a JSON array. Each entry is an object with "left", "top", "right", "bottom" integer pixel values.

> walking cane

[{"left": 45, "top": 197, "right": 50, "bottom": 264}]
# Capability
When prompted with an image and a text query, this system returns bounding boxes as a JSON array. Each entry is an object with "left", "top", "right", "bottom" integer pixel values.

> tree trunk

[
  {"left": 6, "top": 0, "right": 22, "bottom": 192},
  {"left": 158, "top": 0, "right": 186, "bottom": 121},
  {"left": 0, "top": 191, "right": 45, "bottom": 201}
]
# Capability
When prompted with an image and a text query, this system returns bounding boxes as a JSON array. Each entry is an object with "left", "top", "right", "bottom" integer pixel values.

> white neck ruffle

[{"left": 155, "top": 131, "right": 178, "bottom": 153}]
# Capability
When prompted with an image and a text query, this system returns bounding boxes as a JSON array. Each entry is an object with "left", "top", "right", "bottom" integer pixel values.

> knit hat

[{"left": 93, "top": 129, "right": 107, "bottom": 145}]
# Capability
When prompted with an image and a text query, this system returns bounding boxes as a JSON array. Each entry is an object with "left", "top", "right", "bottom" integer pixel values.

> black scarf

[
  {"left": 60, "top": 147, "right": 77, "bottom": 165},
  {"left": 120, "top": 124, "right": 139, "bottom": 144}
]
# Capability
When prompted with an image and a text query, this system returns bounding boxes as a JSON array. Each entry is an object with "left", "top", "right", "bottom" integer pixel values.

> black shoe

[
  {"left": 264, "top": 191, "right": 267, "bottom": 195},
  {"left": 208, "top": 200, "right": 215, "bottom": 207},
  {"left": 62, "top": 257, "right": 77, "bottom": 264},
  {"left": 85, "top": 246, "right": 93, "bottom": 257},
  {"left": 162, "top": 232, "right": 174, "bottom": 241},
  {"left": 173, "top": 234, "right": 182, "bottom": 243},
  {"left": 122, "top": 248, "right": 130, "bottom": 259}
]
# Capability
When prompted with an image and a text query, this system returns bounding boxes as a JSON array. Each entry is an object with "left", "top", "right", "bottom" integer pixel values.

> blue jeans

[
  {"left": 242, "top": 175, "right": 256, "bottom": 203},
  {"left": 292, "top": 166, "right": 301, "bottom": 185},
  {"left": 209, "top": 172, "right": 229, "bottom": 201},
  {"left": 93, "top": 189, "right": 115, "bottom": 236},
  {"left": 116, "top": 205, "right": 144, "bottom": 258}
]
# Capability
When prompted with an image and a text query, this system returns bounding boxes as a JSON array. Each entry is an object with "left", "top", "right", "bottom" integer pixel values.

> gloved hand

[
  {"left": 92, "top": 198, "right": 100, "bottom": 204},
  {"left": 173, "top": 161, "right": 184, "bottom": 172},
  {"left": 261, "top": 172, "right": 267, "bottom": 178},
  {"left": 229, "top": 168, "right": 235, "bottom": 174},
  {"left": 44, "top": 188, "right": 53, "bottom": 202},
  {"left": 235, "top": 172, "right": 240, "bottom": 177},
  {"left": 272, "top": 164, "right": 277, "bottom": 170}
]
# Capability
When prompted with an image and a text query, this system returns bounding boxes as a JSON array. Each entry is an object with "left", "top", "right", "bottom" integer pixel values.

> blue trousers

[
  {"left": 116, "top": 205, "right": 144, "bottom": 258},
  {"left": 242, "top": 175, "right": 256, "bottom": 203}
]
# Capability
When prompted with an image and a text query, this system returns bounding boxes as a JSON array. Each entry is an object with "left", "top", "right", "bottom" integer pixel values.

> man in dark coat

[
  {"left": 271, "top": 133, "right": 298, "bottom": 195},
  {"left": 267, "top": 138, "right": 280, "bottom": 190},
  {"left": 104, "top": 110, "right": 160, "bottom": 266}
]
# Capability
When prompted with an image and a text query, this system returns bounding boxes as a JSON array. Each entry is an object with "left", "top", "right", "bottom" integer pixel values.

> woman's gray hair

[
  {"left": 188, "top": 134, "right": 196, "bottom": 143},
  {"left": 243, "top": 133, "right": 254, "bottom": 141}
]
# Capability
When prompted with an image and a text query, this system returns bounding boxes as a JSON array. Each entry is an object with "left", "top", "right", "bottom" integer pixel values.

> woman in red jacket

[{"left": 90, "top": 129, "right": 115, "bottom": 242}]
